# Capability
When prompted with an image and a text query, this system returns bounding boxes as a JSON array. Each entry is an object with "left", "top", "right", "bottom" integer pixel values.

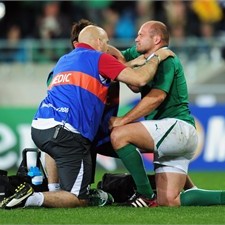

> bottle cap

[{"left": 32, "top": 175, "right": 43, "bottom": 185}]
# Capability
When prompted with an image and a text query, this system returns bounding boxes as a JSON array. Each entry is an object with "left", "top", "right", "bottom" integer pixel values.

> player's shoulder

[{"left": 162, "top": 54, "right": 179, "bottom": 65}]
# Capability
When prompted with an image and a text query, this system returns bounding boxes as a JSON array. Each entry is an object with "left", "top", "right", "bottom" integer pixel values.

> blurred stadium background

[{"left": 0, "top": 0, "right": 225, "bottom": 173}]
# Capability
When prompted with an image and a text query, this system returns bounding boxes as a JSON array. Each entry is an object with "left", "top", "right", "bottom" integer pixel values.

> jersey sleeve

[{"left": 99, "top": 53, "right": 127, "bottom": 80}]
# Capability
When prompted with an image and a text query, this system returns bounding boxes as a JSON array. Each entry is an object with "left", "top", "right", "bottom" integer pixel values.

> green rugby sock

[
  {"left": 116, "top": 144, "right": 153, "bottom": 198},
  {"left": 180, "top": 188, "right": 225, "bottom": 206}
]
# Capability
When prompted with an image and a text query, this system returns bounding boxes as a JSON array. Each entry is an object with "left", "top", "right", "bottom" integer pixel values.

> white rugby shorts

[{"left": 140, "top": 118, "right": 198, "bottom": 174}]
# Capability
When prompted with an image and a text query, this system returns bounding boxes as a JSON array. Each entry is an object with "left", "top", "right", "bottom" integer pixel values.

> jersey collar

[
  {"left": 76, "top": 43, "right": 95, "bottom": 50},
  {"left": 146, "top": 46, "right": 168, "bottom": 61}
]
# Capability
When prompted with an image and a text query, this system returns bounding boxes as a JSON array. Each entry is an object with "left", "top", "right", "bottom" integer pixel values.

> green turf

[
  {"left": 1, "top": 171, "right": 225, "bottom": 224},
  {"left": 1, "top": 206, "right": 225, "bottom": 224}
]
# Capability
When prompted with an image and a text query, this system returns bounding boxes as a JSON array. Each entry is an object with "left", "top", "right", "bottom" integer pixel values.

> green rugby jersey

[
  {"left": 121, "top": 46, "right": 195, "bottom": 127},
  {"left": 121, "top": 46, "right": 140, "bottom": 61},
  {"left": 141, "top": 55, "right": 195, "bottom": 127}
]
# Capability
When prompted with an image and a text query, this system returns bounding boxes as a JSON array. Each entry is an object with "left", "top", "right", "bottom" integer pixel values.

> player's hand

[
  {"left": 126, "top": 55, "right": 146, "bottom": 68},
  {"left": 109, "top": 116, "right": 125, "bottom": 130},
  {"left": 155, "top": 48, "right": 175, "bottom": 62}
]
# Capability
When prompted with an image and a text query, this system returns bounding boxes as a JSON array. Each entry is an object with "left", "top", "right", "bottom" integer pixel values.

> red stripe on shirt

[{"left": 48, "top": 71, "right": 108, "bottom": 103}]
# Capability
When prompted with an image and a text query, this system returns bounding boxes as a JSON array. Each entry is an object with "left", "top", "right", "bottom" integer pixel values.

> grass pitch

[{"left": 0, "top": 171, "right": 225, "bottom": 224}]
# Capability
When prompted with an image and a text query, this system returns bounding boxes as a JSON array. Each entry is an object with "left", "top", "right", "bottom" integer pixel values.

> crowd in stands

[{"left": 0, "top": 0, "right": 225, "bottom": 63}]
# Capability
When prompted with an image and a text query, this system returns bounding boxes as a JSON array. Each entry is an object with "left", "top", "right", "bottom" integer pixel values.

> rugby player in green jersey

[{"left": 109, "top": 20, "right": 225, "bottom": 207}]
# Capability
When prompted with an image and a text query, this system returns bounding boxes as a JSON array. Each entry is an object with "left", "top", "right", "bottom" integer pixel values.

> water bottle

[{"left": 27, "top": 166, "right": 43, "bottom": 185}]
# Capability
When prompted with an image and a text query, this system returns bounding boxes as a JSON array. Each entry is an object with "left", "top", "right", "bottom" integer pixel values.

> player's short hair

[{"left": 70, "top": 19, "right": 95, "bottom": 49}]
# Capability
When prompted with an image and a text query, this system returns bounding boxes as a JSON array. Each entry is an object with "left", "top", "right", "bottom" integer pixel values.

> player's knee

[
  {"left": 157, "top": 194, "right": 180, "bottom": 207},
  {"left": 110, "top": 127, "right": 123, "bottom": 149}
]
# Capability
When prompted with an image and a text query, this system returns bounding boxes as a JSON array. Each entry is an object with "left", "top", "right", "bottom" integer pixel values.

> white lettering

[
  {"left": 52, "top": 73, "right": 71, "bottom": 85},
  {"left": 0, "top": 123, "right": 16, "bottom": 152},
  {"left": 41, "top": 103, "right": 69, "bottom": 113},
  {"left": 204, "top": 116, "right": 225, "bottom": 162},
  {"left": 0, "top": 123, "right": 17, "bottom": 169},
  {"left": 0, "top": 152, "right": 18, "bottom": 170}
]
